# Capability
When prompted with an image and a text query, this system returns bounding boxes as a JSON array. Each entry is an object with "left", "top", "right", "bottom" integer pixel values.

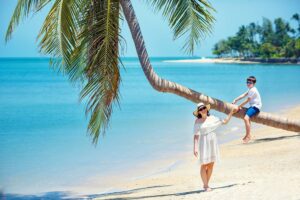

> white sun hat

[{"left": 193, "top": 102, "right": 211, "bottom": 117}]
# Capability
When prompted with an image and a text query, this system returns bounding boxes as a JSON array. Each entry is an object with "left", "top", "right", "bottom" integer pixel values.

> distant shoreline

[
  {"left": 164, "top": 57, "right": 300, "bottom": 64},
  {"left": 1, "top": 57, "right": 299, "bottom": 64}
]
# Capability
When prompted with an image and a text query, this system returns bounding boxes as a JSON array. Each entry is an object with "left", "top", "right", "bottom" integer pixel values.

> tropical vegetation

[{"left": 213, "top": 14, "right": 300, "bottom": 59}]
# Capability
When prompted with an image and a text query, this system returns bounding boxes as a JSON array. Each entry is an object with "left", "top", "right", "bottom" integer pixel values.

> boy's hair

[{"left": 247, "top": 76, "right": 256, "bottom": 84}]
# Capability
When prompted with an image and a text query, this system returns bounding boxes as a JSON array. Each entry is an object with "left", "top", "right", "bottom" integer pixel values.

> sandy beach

[
  {"left": 163, "top": 58, "right": 261, "bottom": 64},
  {"left": 92, "top": 106, "right": 300, "bottom": 200},
  {"left": 163, "top": 58, "right": 300, "bottom": 64}
]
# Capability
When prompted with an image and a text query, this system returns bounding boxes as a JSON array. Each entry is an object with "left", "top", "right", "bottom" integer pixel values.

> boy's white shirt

[{"left": 246, "top": 86, "right": 262, "bottom": 109}]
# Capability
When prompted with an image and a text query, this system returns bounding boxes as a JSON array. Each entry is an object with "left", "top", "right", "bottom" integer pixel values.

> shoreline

[
  {"left": 91, "top": 105, "right": 300, "bottom": 200},
  {"left": 1, "top": 57, "right": 299, "bottom": 65},
  {"left": 2, "top": 105, "right": 300, "bottom": 199},
  {"left": 0, "top": 104, "right": 300, "bottom": 199},
  {"left": 163, "top": 58, "right": 300, "bottom": 64},
  {"left": 3, "top": 105, "right": 300, "bottom": 199}
]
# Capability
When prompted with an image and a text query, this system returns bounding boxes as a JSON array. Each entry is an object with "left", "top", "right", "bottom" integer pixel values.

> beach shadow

[
  {"left": 88, "top": 185, "right": 171, "bottom": 199},
  {"left": 2, "top": 182, "right": 253, "bottom": 200},
  {"left": 95, "top": 182, "right": 248, "bottom": 200},
  {"left": 2, "top": 191, "right": 76, "bottom": 200},
  {"left": 1, "top": 185, "right": 171, "bottom": 200},
  {"left": 251, "top": 134, "right": 300, "bottom": 144}
]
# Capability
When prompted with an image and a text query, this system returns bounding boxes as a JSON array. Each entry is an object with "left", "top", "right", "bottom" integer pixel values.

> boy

[{"left": 232, "top": 76, "right": 262, "bottom": 143}]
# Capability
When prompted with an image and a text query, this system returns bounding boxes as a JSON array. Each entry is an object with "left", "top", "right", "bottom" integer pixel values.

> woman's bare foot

[
  {"left": 242, "top": 136, "right": 251, "bottom": 144},
  {"left": 203, "top": 185, "right": 212, "bottom": 192}
]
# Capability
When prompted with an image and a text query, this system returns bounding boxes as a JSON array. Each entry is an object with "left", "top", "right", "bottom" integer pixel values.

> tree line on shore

[{"left": 212, "top": 14, "right": 300, "bottom": 59}]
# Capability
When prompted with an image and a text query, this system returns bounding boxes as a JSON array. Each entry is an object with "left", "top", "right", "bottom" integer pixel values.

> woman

[{"left": 193, "top": 102, "right": 236, "bottom": 192}]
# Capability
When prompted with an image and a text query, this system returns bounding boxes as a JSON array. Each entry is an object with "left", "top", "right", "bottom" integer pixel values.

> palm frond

[
  {"left": 76, "top": 0, "right": 121, "bottom": 144},
  {"left": 145, "top": 0, "right": 215, "bottom": 54},
  {"left": 35, "top": 0, "right": 121, "bottom": 144},
  {"left": 37, "top": 0, "right": 85, "bottom": 72},
  {"left": 5, "top": 0, "right": 51, "bottom": 42}
]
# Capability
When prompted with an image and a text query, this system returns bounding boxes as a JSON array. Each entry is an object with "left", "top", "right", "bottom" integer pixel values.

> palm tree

[
  {"left": 291, "top": 13, "right": 300, "bottom": 36},
  {"left": 6, "top": 0, "right": 300, "bottom": 144}
]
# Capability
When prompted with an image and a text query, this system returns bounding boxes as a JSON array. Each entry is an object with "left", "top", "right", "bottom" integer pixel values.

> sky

[{"left": 0, "top": 0, "right": 299, "bottom": 57}]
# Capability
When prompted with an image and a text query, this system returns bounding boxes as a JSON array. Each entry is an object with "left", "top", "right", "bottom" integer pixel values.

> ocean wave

[
  {"left": 130, "top": 160, "right": 183, "bottom": 181},
  {"left": 230, "top": 126, "right": 239, "bottom": 131}
]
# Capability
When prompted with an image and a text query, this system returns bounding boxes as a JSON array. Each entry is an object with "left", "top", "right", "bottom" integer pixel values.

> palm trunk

[{"left": 120, "top": 0, "right": 300, "bottom": 132}]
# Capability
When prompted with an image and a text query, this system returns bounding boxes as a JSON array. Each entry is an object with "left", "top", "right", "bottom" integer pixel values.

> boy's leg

[
  {"left": 243, "top": 107, "right": 254, "bottom": 142},
  {"left": 243, "top": 107, "right": 260, "bottom": 143},
  {"left": 243, "top": 115, "right": 251, "bottom": 141}
]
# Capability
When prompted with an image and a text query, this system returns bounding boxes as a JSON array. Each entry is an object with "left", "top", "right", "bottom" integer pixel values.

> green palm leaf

[
  {"left": 5, "top": 0, "right": 51, "bottom": 42},
  {"left": 75, "top": 0, "right": 122, "bottom": 144},
  {"left": 145, "top": 0, "right": 215, "bottom": 54},
  {"left": 37, "top": 0, "right": 84, "bottom": 72}
]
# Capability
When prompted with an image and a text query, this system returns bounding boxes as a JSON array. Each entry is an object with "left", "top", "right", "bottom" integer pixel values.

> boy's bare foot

[{"left": 242, "top": 136, "right": 251, "bottom": 144}]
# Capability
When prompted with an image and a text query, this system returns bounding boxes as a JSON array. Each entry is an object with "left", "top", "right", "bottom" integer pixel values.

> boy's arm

[
  {"left": 232, "top": 92, "right": 248, "bottom": 104},
  {"left": 238, "top": 97, "right": 251, "bottom": 109}
]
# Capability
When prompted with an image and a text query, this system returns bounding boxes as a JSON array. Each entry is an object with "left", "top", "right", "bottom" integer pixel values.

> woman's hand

[
  {"left": 232, "top": 105, "right": 239, "bottom": 113},
  {"left": 194, "top": 148, "right": 198, "bottom": 158},
  {"left": 223, "top": 107, "right": 238, "bottom": 124},
  {"left": 193, "top": 135, "right": 199, "bottom": 158}
]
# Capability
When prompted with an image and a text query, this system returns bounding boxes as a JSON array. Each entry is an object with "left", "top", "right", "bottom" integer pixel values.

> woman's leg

[
  {"left": 200, "top": 164, "right": 208, "bottom": 188},
  {"left": 206, "top": 162, "right": 214, "bottom": 183}
]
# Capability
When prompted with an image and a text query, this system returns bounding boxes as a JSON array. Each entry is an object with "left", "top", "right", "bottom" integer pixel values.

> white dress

[{"left": 193, "top": 115, "right": 223, "bottom": 165}]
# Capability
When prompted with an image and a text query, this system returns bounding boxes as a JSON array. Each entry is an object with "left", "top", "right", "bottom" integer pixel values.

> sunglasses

[
  {"left": 198, "top": 106, "right": 207, "bottom": 111},
  {"left": 246, "top": 81, "right": 254, "bottom": 84}
]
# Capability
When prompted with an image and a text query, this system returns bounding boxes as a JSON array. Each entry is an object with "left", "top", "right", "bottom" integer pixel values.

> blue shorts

[{"left": 246, "top": 106, "right": 260, "bottom": 118}]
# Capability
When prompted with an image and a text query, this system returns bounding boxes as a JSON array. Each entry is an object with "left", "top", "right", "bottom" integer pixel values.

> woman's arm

[
  {"left": 193, "top": 135, "right": 199, "bottom": 158},
  {"left": 222, "top": 108, "right": 237, "bottom": 124},
  {"left": 232, "top": 92, "right": 248, "bottom": 104}
]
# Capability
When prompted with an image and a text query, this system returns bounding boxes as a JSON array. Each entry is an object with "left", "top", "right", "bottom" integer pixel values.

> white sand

[
  {"left": 163, "top": 58, "right": 259, "bottom": 64},
  {"left": 93, "top": 106, "right": 300, "bottom": 200}
]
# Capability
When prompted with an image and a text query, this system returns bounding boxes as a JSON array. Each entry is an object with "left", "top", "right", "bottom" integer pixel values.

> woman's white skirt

[{"left": 198, "top": 132, "right": 220, "bottom": 165}]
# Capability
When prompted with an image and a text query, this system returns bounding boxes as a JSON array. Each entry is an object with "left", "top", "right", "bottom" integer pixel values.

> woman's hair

[{"left": 197, "top": 110, "right": 210, "bottom": 119}]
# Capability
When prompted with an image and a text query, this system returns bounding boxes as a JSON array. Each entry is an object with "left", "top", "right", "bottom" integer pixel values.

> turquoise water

[{"left": 1, "top": 57, "right": 300, "bottom": 194}]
